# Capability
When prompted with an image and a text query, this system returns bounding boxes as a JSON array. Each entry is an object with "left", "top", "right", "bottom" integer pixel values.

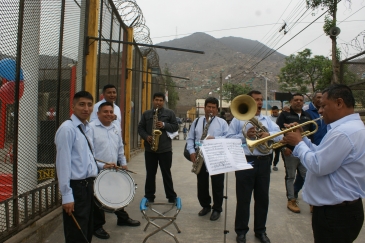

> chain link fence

[{"left": 0, "top": 0, "right": 152, "bottom": 241}]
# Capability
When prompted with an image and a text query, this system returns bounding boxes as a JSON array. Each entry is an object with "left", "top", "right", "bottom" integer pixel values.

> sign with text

[{"left": 200, "top": 139, "right": 253, "bottom": 175}]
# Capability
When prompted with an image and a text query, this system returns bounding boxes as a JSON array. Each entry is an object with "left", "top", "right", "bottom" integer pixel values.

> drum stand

[{"left": 223, "top": 172, "right": 229, "bottom": 243}]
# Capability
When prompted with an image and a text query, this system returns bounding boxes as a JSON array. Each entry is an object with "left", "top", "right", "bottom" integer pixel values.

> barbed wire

[
  {"left": 340, "top": 30, "right": 365, "bottom": 59},
  {"left": 113, "top": 0, "right": 159, "bottom": 62}
]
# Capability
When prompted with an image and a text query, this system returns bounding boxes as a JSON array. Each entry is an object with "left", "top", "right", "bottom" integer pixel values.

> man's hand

[
  {"left": 282, "top": 129, "right": 302, "bottom": 147},
  {"left": 121, "top": 165, "right": 128, "bottom": 170},
  {"left": 63, "top": 202, "right": 74, "bottom": 216},
  {"left": 146, "top": 136, "right": 153, "bottom": 144},
  {"left": 258, "top": 132, "right": 270, "bottom": 138},
  {"left": 103, "top": 163, "right": 116, "bottom": 169},
  {"left": 206, "top": 135, "right": 215, "bottom": 139},
  {"left": 156, "top": 121, "right": 164, "bottom": 129},
  {"left": 190, "top": 153, "right": 196, "bottom": 163},
  {"left": 282, "top": 147, "right": 293, "bottom": 156},
  {"left": 284, "top": 122, "right": 303, "bottom": 133},
  {"left": 246, "top": 127, "right": 256, "bottom": 139}
]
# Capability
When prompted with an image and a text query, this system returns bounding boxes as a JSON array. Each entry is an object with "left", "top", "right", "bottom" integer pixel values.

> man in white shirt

[
  {"left": 88, "top": 102, "right": 140, "bottom": 240},
  {"left": 90, "top": 84, "right": 121, "bottom": 130}
]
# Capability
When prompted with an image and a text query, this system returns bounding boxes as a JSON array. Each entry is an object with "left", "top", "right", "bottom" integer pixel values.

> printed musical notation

[{"left": 200, "top": 139, "right": 253, "bottom": 175}]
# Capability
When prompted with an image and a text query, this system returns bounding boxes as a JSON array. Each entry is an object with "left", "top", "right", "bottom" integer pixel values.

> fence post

[
  {"left": 84, "top": 0, "right": 99, "bottom": 98},
  {"left": 124, "top": 27, "right": 134, "bottom": 162}
]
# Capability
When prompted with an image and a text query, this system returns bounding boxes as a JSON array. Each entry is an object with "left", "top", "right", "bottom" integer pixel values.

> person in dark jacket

[
  {"left": 137, "top": 92, "right": 179, "bottom": 203},
  {"left": 276, "top": 93, "right": 313, "bottom": 214}
]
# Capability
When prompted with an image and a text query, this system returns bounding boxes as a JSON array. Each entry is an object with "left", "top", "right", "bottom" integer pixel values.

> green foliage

[
  {"left": 278, "top": 49, "right": 331, "bottom": 96},
  {"left": 163, "top": 67, "right": 179, "bottom": 111},
  {"left": 220, "top": 83, "right": 251, "bottom": 102}
]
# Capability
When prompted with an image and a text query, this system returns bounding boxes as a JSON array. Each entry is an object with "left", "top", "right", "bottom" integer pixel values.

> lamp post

[{"left": 260, "top": 72, "right": 269, "bottom": 115}]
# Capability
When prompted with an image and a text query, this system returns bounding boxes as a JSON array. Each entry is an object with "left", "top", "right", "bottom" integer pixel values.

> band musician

[
  {"left": 226, "top": 90, "right": 282, "bottom": 243},
  {"left": 87, "top": 102, "right": 140, "bottom": 240},
  {"left": 186, "top": 97, "right": 228, "bottom": 221},
  {"left": 283, "top": 84, "right": 365, "bottom": 243},
  {"left": 55, "top": 91, "right": 115, "bottom": 243},
  {"left": 137, "top": 92, "right": 179, "bottom": 203}
]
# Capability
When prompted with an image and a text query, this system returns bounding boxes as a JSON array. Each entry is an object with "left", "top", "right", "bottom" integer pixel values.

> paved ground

[{"left": 44, "top": 132, "right": 365, "bottom": 243}]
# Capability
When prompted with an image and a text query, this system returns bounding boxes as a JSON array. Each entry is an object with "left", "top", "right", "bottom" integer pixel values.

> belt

[
  {"left": 70, "top": 177, "right": 95, "bottom": 187},
  {"left": 333, "top": 198, "right": 360, "bottom": 207},
  {"left": 246, "top": 155, "right": 271, "bottom": 160},
  {"left": 315, "top": 198, "right": 361, "bottom": 208}
]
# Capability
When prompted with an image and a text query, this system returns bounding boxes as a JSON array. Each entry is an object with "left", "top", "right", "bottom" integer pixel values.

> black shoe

[
  {"left": 168, "top": 198, "right": 176, "bottom": 203},
  {"left": 198, "top": 207, "right": 211, "bottom": 216},
  {"left": 93, "top": 227, "right": 110, "bottom": 239},
  {"left": 117, "top": 218, "right": 141, "bottom": 227},
  {"left": 210, "top": 210, "right": 221, "bottom": 221},
  {"left": 236, "top": 234, "right": 246, "bottom": 243},
  {"left": 146, "top": 198, "right": 154, "bottom": 203},
  {"left": 255, "top": 233, "right": 271, "bottom": 243}
]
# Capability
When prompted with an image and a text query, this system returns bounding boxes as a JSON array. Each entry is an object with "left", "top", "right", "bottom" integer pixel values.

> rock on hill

[{"left": 155, "top": 33, "right": 286, "bottom": 115}]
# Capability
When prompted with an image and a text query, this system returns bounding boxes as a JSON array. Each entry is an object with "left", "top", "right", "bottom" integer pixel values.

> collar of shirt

[
  {"left": 94, "top": 119, "right": 114, "bottom": 130},
  {"left": 71, "top": 114, "right": 90, "bottom": 132},
  {"left": 327, "top": 113, "right": 359, "bottom": 132}
]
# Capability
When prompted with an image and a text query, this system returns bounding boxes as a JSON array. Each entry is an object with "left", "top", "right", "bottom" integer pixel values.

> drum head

[{"left": 94, "top": 169, "right": 135, "bottom": 211}]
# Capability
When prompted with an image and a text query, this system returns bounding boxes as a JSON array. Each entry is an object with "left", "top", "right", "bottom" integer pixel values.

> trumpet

[{"left": 246, "top": 117, "right": 321, "bottom": 152}]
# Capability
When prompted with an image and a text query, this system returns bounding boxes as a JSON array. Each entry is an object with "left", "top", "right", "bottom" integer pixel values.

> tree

[
  {"left": 306, "top": 0, "right": 351, "bottom": 84},
  {"left": 278, "top": 49, "right": 331, "bottom": 96},
  {"left": 163, "top": 67, "right": 179, "bottom": 111},
  {"left": 220, "top": 83, "right": 251, "bottom": 102}
]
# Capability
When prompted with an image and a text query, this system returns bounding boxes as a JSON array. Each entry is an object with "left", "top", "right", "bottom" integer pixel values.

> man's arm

[
  {"left": 163, "top": 111, "right": 179, "bottom": 132},
  {"left": 118, "top": 135, "right": 127, "bottom": 166},
  {"left": 55, "top": 125, "right": 74, "bottom": 205},
  {"left": 226, "top": 118, "right": 244, "bottom": 140},
  {"left": 137, "top": 112, "right": 149, "bottom": 140},
  {"left": 186, "top": 118, "right": 198, "bottom": 154}
]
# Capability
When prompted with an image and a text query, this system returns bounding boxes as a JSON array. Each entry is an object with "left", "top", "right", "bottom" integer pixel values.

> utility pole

[{"left": 220, "top": 71, "right": 223, "bottom": 114}]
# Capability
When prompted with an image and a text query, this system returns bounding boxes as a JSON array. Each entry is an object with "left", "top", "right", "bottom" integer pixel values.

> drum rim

[{"left": 94, "top": 169, "right": 136, "bottom": 210}]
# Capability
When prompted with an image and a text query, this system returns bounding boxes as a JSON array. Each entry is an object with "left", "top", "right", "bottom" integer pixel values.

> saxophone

[
  {"left": 151, "top": 107, "right": 162, "bottom": 152},
  {"left": 191, "top": 113, "right": 213, "bottom": 174}
]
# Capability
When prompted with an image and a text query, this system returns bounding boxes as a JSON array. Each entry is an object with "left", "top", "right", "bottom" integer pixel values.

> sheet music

[{"left": 200, "top": 139, "right": 252, "bottom": 175}]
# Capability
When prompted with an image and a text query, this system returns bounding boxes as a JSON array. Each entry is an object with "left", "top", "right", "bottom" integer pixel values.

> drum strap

[
  {"left": 77, "top": 125, "right": 99, "bottom": 172},
  {"left": 69, "top": 118, "right": 99, "bottom": 172}
]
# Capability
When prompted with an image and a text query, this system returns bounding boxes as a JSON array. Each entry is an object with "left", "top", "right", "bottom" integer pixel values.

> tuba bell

[{"left": 230, "top": 95, "right": 273, "bottom": 154}]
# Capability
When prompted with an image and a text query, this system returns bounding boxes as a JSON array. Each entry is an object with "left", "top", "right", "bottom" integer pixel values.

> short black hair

[
  {"left": 272, "top": 106, "right": 279, "bottom": 110},
  {"left": 98, "top": 101, "right": 114, "bottom": 111},
  {"left": 205, "top": 97, "right": 219, "bottom": 108},
  {"left": 247, "top": 90, "right": 262, "bottom": 97},
  {"left": 73, "top": 91, "right": 93, "bottom": 103},
  {"left": 153, "top": 92, "right": 165, "bottom": 101},
  {"left": 291, "top": 93, "right": 304, "bottom": 100},
  {"left": 322, "top": 84, "right": 355, "bottom": 108},
  {"left": 102, "top": 84, "right": 117, "bottom": 93}
]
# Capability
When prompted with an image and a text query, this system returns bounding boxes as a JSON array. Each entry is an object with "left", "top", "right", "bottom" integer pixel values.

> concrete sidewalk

[{"left": 42, "top": 133, "right": 365, "bottom": 243}]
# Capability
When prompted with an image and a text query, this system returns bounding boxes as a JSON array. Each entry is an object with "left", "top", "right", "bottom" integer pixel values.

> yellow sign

[{"left": 37, "top": 168, "right": 55, "bottom": 183}]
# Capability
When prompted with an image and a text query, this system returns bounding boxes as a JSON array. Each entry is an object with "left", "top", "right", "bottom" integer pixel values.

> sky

[{"left": 135, "top": 0, "right": 365, "bottom": 59}]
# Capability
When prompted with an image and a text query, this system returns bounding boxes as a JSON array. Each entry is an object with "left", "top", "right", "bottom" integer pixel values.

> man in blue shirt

[
  {"left": 283, "top": 84, "right": 365, "bottom": 243},
  {"left": 88, "top": 102, "right": 140, "bottom": 240},
  {"left": 55, "top": 91, "right": 114, "bottom": 243},
  {"left": 186, "top": 97, "right": 228, "bottom": 221},
  {"left": 227, "top": 91, "right": 283, "bottom": 243}
]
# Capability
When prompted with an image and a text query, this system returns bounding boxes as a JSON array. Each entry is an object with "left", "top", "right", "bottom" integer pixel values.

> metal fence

[{"left": 0, "top": 0, "right": 152, "bottom": 241}]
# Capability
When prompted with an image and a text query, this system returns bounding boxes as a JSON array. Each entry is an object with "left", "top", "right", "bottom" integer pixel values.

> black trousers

[
  {"left": 235, "top": 155, "right": 271, "bottom": 235},
  {"left": 312, "top": 199, "right": 364, "bottom": 243},
  {"left": 144, "top": 151, "right": 177, "bottom": 200},
  {"left": 93, "top": 201, "right": 130, "bottom": 230},
  {"left": 197, "top": 162, "right": 224, "bottom": 212},
  {"left": 63, "top": 178, "right": 94, "bottom": 243}
]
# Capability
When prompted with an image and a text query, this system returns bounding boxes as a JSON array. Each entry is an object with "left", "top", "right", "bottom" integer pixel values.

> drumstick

[
  {"left": 71, "top": 213, "right": 89, "bottom": 243},
  {"left": 95, "top": 158, "right": 138, "bottom": 174}
]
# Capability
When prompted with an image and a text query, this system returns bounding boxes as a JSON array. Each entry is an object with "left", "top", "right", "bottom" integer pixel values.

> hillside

[{"left": 155, "top": 33, "right": 286, "bottom": 115}]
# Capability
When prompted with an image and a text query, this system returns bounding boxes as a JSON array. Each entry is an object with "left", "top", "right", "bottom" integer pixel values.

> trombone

[{"left": 246, "top": 117, "right": 321, "bottom": 152}]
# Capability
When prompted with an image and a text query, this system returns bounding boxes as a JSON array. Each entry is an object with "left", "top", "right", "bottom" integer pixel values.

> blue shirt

[
  {"left": 226, "top": 115, "right": 283, "bottom": 155},
  {"left": 90, "top": 99, "right": 122, "bottom": 132},
  {"left": 87, "top": 119, "right": 127, "bottom": 166},
  {"left": 293, "top": 113, "right": 365, "bottom": 206},
  {"left": 186, "top": 116, "right": 228, "bottom": 154},
  {"left": 304, "top": 102, "right": 327, "bottom": 145},
  {"left": 55, "top": 114, "right": 103, "bottom": 204}
]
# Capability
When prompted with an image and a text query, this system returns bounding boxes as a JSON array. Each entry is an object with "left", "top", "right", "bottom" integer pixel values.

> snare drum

[{"left": 94, "top": 169, "right": 136, "bottom": 213}]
